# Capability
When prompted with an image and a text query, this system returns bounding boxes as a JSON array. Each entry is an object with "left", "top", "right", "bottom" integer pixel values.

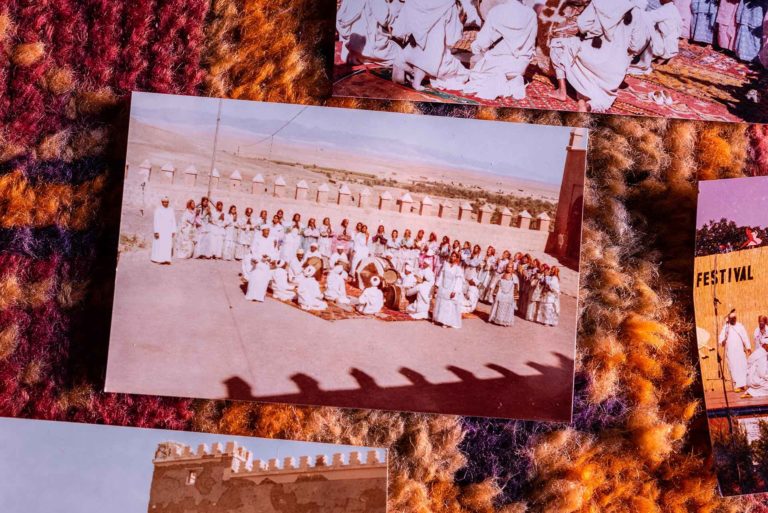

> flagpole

[{"left": 207, "top": 99, "right": 223, "bottom": 200}]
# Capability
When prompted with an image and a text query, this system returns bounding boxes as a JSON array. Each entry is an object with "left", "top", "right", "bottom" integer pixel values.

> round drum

[
  {"left": 354, "top": 256, "right": 396, "bottom": 289},
  {"left": 383, "top": 284, "right": 409, "bottom": 312},
  {"left": 304, "top": 256, "right": 324, "bottom": 281},
  {"left": 382, "top": 268, "right": 399, "bottom": 285}
]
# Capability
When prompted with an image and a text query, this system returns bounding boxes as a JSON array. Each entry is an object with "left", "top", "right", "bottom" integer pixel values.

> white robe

[
  {"left": 399, "top": 272, "right": 417, "bottom": 289},
  {"left": 298, "top": 277, "right": 328, "bottom": 311},
  {"left": 209, "top": 210, "right": 226, "bottom": 258},
  {"left": 270, "top": 267, "right": 296, "bottom": 301},
  {"left": 325, "top": 270, "right": 350, "bottom": 304},
  {"left": 550, "top": 0, "right": 650, "bottom": 111},
  {"left": 357, "top": 286, "right": 384, "bottom": 314},
  {"left": 392, "top": 0, "right": 475, "bottom": 82},
  {"left": 245, "top": 261, "right": 271, "bottom": 302},
  {"left": 245, "top": 235, "right": 277, "bottom": 277},
  {"left": 462, "top": 284, "right": 480, "bottom": 314},
  {"left": 746, "top": 346, "right": 768, "bottom": 397},
  {"left": 350, "top": 232, "right": 370, "bottom": 275},
  {"left": 337, "top": 0, "right": 403, "bottom": 64},
  {"left": 406, "top": 280, "right": 433, "bottom": 320},
  {"left": 288, "top": 257, "right": 305, "bottom": 283},
  {"left": 433, "top": 263, "right": 464, "bottom": 328},
  {"left": 719, "top": 321, "right": 751, "bottom": 389},
  {"left": 151, "top": 205, "right": 177, "bottom": 263},
  {"left": 629, "top": 2, "right": 682, "bottom": 75},
  {"left": 280, "top": 230, "right": 303, "bottom": 262},
  {"left": 460, "top": 1, "right": 537, "bottom": 100}
]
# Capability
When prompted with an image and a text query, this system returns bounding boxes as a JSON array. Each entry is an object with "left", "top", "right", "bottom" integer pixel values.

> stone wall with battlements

[
  {"left": 123, "top": 161, "right": 553, "bottom": 256},
  {"left": 147, "top": 441, "right": 387, "bottom": 513}
]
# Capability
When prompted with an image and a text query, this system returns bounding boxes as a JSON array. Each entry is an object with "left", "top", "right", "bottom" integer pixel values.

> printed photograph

[
  {"left": 0, "top": 417, "right": 387, "bottom": 513},
  {"left": 105, "top": 92, "right": 586, "bottom": 421},
  {"left": 333, "top": 0, "right": 768, "bottom": 123},
  {"left": 694, "top": 177, "right": 768, "bottom": 496}
]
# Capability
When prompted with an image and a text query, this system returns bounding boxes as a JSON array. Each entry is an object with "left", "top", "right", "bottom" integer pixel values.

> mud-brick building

[{"left": 147, "top": 441, "right": 387, "bottom": 513}]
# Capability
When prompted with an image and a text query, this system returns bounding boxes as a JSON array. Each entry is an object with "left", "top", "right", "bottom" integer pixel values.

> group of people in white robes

[
  {"left": 150, "top": 198, "right": 563, "bottom": 329},
  {"left": 339, "top": 0, "right": 766, "bottom": 113},
  {"left": 719, "top": 312, "right": 768, "bottom": 398}
]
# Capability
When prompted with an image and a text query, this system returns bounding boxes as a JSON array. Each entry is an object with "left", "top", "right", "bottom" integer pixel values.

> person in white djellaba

[
  {"left": 432, "top": 251, "right": 465, "bottom": 328},
  {"left": 719, "top": 311, "right": 752, "bottom": 393},
  {"left": 399, "top": 263, "right": 418, "bottom": 288},
  {"left": 151, "top": 196, "right": 177, "bottom": 265},
  {"left": 288, "top": 248, "right": 306, "bottom": 284},
  {"left": 244, "top": 256, "right": 271, "bottom": 302},
  {"left": 742, "top": 329, "right": 768, "bottom": 399},
  {"left": 244, "top": 225, "right": 277, "bottom": 277},
  {"left": 456, "top": 0, "right": 538, "bottom": 100},
  {"left": 462, "top": 278, "right": 480, "bottom": 314},
  {"left": 406, "top": 266, "right": 434, "bottom": 320},
  {"left": 297, "top": 266, "right": 328, "bottom": 311},
  {"left": 337, "top": 0, "right": 404, "bottom": 65},
  {"left": 269, "top": 259, "right": 296, "bottom": 301},
  {"left": 390, "top": 0, "right": 480, "bottom": 91},
  {"left": 325, "top": 264, "right": 351, "bottom": 305},
  {"left": 548, "top": 0, "right": 650, "bottom": 112},
  {"left": 356, "top": 275, "right": 385, "bottom": 315}
]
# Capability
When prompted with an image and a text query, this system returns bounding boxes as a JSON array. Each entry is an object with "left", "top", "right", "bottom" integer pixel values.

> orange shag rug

[{"left": 2, "top": 1, "right": 768, "bottom": 511}]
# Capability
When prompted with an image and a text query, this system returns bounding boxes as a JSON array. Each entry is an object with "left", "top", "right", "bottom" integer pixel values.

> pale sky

[
  {"left": 131, "top": 92, "right": 581, "bottom": 185},
  {"left": 697, "top": 177, "right": 768, "bottom": 229},
  {"left": 0, "top": 417, "right": 384, "bottom": 513}
]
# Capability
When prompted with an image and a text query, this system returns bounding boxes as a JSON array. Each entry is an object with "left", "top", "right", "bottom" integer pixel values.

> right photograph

[
  {"left": 333, "top": 0, "right": 768, "bottom": 122},
  {"left": 695, "top": 176, "right": 768, "bottom": 496}
]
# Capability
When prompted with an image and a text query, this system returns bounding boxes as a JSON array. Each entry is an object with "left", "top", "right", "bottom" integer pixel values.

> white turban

[{"left": 370, "top": 276, "right": 381, "bottom": 287}]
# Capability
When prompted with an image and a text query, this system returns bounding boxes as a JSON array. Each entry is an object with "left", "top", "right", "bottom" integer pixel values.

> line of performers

[
  {"left": 719, "top": 311, "right": 768, "bottom": 398},
  {"left": 149, "top": 197, "right": 561, "bottom": 329},
  {"left": 338, "top": 0, "right": 766, "bottom": 113}
]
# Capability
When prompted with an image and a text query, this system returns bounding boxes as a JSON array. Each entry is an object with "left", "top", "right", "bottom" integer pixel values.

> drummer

[
  {"left": 304, "top": 241, "right": 323, "bottom": 264},
  {"left": 330, "top": 245, "right": 350, "bottom": 270}
]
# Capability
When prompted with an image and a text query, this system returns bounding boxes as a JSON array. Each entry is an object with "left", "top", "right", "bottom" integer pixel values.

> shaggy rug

[{"left": 1, "top": 1, "right": 768, "bottom": 512}]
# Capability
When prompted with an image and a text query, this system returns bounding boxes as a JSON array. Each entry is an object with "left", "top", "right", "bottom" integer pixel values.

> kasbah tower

[{"left": 146, "top": 441, "right": 387, "bottom": 513}]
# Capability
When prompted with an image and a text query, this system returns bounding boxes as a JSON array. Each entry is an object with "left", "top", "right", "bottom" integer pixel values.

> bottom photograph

[{"left": 0, "top": 417, "right": 387, "bottom": 513}]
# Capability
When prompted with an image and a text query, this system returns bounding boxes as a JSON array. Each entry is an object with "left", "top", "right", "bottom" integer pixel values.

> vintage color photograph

[
  {"left": 333, "top": 0, "right": 768, "bottom": 122},
  {"left": 105, "top": 92, "right": 586, "bottom": 421},
  {"left": 0, "top": 417, "right": 387, "bottom": 513},
  {"left": 695, "top": 177, "right": 768, "bottom": 496}
]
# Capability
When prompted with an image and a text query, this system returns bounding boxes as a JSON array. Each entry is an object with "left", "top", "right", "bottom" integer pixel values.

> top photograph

[{"left": 333, "top": 0, "right": 768, "bottom": 123}]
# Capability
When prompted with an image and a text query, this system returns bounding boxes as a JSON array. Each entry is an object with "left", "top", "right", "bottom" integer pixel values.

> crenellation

[
  {"left": 283, "top": 456, "right": 296, "bottom": 470},
  {"left": 349, "top": 451, "right": 361, "bottom": 465},
  {"left": 268, "top": 458, "right": 279, "bottom": 471},
  {"left": 332, "top": 453, "right": 344, "bottom": 467},
  {"left": 299, "top": 455, "right": 310, "bottom": 469}
]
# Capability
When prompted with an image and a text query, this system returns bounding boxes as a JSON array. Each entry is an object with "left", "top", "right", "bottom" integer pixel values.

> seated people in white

[
  {"left": 151, "top": 196, "right": 177, "bottom": 264},
  {"left": 390, "top": 0, "right": 480, "bottom": 91},
  {"left": 399, "top": 263, "right": 418, "bottom": 288},
  {"left": 337, "top": 0, "right": 404, "bottom": 65},
  {"left": 742, "top": 340, "right": 768, "bottom": 399},
  {"left": 406, "top": 261, "right": 435, "bottom": 320},
  {"left": 244, "top": 256, "right": 271, "bottom": 302},
  {"left": 462, "top": 278, "right": 480, "bottom": 314},
  {"left": 459, "top": 0, "right": 538, "bottom": 100},
  {"left": 288, "top": 248, "right": 306, "bottom": 283},
  {"left": 432, "top": 252, "right": 465, "bottom": 329},
  {"left": 549, "top": 0, "right": 650, "bottom": 112},
  {"left": 269, "top": 259, "right": 296, "bottom": 301},
  {"left": 297, "top": 266, "right": 328, "bottom": 311},
  {"left": 719, "top": 312, "right": 751, "bottom": 393},
  {"left": 356, "top": 275, "right": 385, "bottom": 315},
  {"left": 325, "top": 264, "right": 351, "bottom": 305}
]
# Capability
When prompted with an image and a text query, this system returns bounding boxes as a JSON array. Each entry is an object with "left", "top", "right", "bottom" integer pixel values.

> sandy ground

[{"left": 106, "top": 248, "right": 577, "bottom": 421}]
